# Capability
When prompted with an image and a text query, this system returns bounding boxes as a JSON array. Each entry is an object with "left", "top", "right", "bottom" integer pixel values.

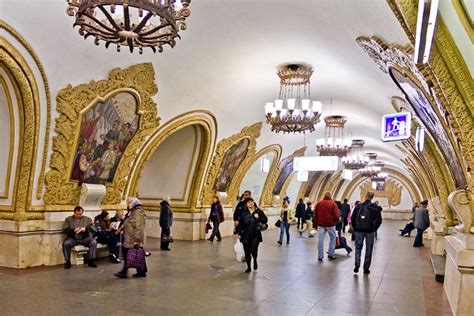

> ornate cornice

[
  {"left": 44, "top": 63, "right": 160, "bottom": 206},
  {"left": 201, "top": 122, "right": 262, "bottom": 205},
  {"left": 261, "top": 146, "right": 306, "bottom": 205}
]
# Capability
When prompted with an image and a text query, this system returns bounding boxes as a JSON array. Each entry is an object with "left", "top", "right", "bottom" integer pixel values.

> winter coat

[
  {"left": 351, "top": 200, "right": 382, "bottom": 233},
  {"left": 159, "top": 201, "right": 173, "bottom": 229},
  {"left": 340, "top": 203, "right": 350, "bottom": 218},
  {"left": 313, "top": 197, "right": 340, "bottom": 228},
  {"left": 280, "top": 208, "right": 294, "bottom": 222},
  {"left": 239, "top": 207, "right": 268, "bottom": 244},
  {"left": 295, "top": 202, "right": 306, "bottom": 218},
  {"left": 413, "top": 206, "right": 430, "bottom": 230},
  {"left": 62, "top": 215, "right": 95, "bottom": 240},
  {"left": 209, "top": 202, "right": 225, "bottom": 223},
  {"left": 302, "top": 207, "right": 313, "bottom": 221},
  {"left": 122, "top": 206, "right": 146, "bottom": 248}
]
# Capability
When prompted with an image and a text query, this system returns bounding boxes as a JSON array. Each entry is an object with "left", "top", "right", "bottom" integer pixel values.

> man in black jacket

[
  {"left": 295, "top": 198, "right": 306, "bottom": 230},
  {"left": 340, "top": 198, "right": 350, "bottom": 233},
  {"left": 351, "top": 192, "right": 382, "bottom": 274}
]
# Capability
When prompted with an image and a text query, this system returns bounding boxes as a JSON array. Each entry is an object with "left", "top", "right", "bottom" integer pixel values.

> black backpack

[{"left": 355, "top": 204, "right": 372, "bottom": 230}]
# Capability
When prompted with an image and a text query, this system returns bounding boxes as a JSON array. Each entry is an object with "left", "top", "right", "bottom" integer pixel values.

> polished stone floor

[{"left": 0, "top": 220, "right": 451, "bottom": 315}]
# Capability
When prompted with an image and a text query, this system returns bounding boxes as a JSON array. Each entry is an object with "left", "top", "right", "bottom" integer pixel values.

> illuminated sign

[{"left": 381, "top": 112, "right": 412, "bottom": 141}]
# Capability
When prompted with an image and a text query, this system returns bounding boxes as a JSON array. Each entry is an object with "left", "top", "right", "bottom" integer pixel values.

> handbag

[
  {"left": 256, "top": 222, "right": 268, "bottom": 232},
  {"left": 162, "top": 235, "right": 174, "bottom": 243},
  {"left": 275, "top": 219, "right": 281, "bottom": 228},
  {"left": 125, "top": 248, "right": 146, "bottom": 269},
  {"left": 205, "top": 222, "right": 212, "bottom": 234}
]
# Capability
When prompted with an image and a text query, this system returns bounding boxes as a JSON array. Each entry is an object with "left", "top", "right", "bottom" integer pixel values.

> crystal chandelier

[
  {"left": 316, "top": 115, "right": 351, "bottom": 157},
  {"left": 66, "top": 0, "right": 191, "bottom": 54},
  {"left": 360, "top": 153, "right": 385, "bottom": 177},
  {"left": 341, "top": 139, "right": 368, "bottom": 170},
  {"left": 264, "top": 64, "right": 322, "bottom": 134}
]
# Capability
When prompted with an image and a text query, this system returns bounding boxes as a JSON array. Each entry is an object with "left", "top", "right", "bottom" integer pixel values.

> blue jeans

[
  {"left": 279, "top": 221, "right": 290, "bottom": 243},
  {"left": 354, "top": 231, "right": 375, "bottom": 270},
  {"left": 413, "top": 228, "right": 425, "bottom": 247},
  {"left": 318, "top": 226, "right": 336, "bottom": 258}
]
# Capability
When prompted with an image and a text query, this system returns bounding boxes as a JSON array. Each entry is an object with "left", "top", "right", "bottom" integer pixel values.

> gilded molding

[
  {"left": 44, "top": 63, "right": 160, "bottom": 206},
  {"left": 261, "top": 146, "right": 306, "bottom": 206},
  {"left": 360, "top": 179, "right": 403, "bottom": 206},
  {"left": 0, "top": 74, "right": 14, "bottom": 199},
  {"left": 308, "top": 172, "right": 330, "bottom": 202},
  {"left": 230, "top": 144, "right": 282, "bottom": 207},
  {"left": 126, "top": 110, "right": 217, "bottom": 211},
  {"left": 201, "top": 122, "right": 262, "bottom": 205},
  {"left": 0, "top": 38, "right": 42, "bottom": 221},
  {"left": 0, "top": 21, "right": 52, "bottom": 201}
]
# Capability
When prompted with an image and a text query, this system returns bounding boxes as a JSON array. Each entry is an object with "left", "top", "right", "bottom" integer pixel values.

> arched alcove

[{"left": 137, "top": 125, "right": 203, "bottom": 206}]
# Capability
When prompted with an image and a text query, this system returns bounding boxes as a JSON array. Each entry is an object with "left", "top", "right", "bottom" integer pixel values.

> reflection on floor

[{"left": 0, "top": 220, "right": 451, "bottom": 315}]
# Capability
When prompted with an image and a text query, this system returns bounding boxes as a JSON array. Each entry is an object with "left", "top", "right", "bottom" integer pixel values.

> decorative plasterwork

[
  {"left": 44, "top": 63, "right": 160, "bottom": 207},
  {"left": 261, "top": 146, "right": 306, "bottom": 206},
  {"left": 125, "top": 110, "right": 217, "bottom": 212},
  {"left": 231, "top": 144, "right": 282, "bottom": 207},
  {"left": 387, "top": 0, "right": 474, "bottom": 224},
  {"left": 0, "top": 21, "right": 52, "bottom": 201},
  {"left": 201, "top": 122, "right": 262, "bottom": 205},
  {"left": 360, "top": 179, "right": 403, "bottom": 206},
  {"left": 448, "top": 189, "right": 473, "bottom": 233},
  {"left": 0, "top": 36, "right": 43, "bottom": 221}
]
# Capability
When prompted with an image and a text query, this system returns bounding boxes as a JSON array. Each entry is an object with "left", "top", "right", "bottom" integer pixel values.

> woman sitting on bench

[{"left": 94, "top": 210, "right": 121, "bottom": 263}]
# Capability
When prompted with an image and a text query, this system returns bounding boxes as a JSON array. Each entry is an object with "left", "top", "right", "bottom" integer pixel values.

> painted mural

[
  {"left": 70, "top": 92, "right": 139, "bottom": 185},
  {"left": 389, "top": 68, "right": 466, "bottom": 188},
  {"left": 272, "top": 159, "right": 294, "bottom": 196},
  {"left": 214, "top": 138, "right": 250, "bottom": 192}
]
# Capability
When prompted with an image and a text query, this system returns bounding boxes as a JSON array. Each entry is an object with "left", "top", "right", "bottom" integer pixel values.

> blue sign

[{"left": 381, "top": 112, "right": 412, "bottom": 141}]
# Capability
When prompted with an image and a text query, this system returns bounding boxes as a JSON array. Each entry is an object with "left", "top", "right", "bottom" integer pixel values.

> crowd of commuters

[{"left": 61, "top": 189, "right": 429, "bottom": 277}]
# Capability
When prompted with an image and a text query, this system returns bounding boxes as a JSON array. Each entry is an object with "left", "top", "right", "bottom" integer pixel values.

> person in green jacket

[
  {"left": 62, "top": 206, "right": 97, "bottom": 269},
  {"left": 277, "top": 199, "right": 294, "bottom": 245}
]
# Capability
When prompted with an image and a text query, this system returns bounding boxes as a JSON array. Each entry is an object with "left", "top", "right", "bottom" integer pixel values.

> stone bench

[{"left": 71, "top": 243, "right": 109, "bottom": 265}]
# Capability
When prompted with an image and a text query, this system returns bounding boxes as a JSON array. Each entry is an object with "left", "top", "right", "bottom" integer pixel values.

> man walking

[
  {"left": 340, "top": 198, "right": 350, "bottom": 233},
  {"left": 351, "top": 192, "right": 382, "bottom": 274},
  {"left": 313, "top": 191, "right": 340, "bottom": 261},
  {"left": 413, "top": 200, "right": 430, "bottom": 247}
]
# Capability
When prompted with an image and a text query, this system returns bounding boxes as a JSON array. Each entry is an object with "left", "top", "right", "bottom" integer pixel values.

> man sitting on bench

[{"left": 62, "top": 206, "right": 98, "bottom": 269}]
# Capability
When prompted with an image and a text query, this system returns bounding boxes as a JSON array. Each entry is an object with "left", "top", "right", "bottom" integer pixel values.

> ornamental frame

[
  {"left": 44, "top": 63, "right": 160, "bottom": 207},
  {"left": 201, "top": 122, "right": 262, "bottom": 205}
]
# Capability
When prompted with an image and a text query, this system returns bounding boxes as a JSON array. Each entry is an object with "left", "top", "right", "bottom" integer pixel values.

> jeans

[
  {"left": 318, "top": 226, "right": 336, "bottom": 258},
  {"left": 354, "top": 231, "right": 375, "bottom": 270},
  {"left": 413, "top": 228, "right": 425, "bottom": 247},
  {"left": 62, "top": 236, "right": 97, "bottom": 261},
  {"left": 279, "top": 221, "right": 290, "bottom": 243},
  {"left": 209, "top": 218, "right": 222, "bottom": 241}
]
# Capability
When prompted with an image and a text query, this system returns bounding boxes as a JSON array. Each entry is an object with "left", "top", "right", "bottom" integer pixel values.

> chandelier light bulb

[
  {"left": 275, "top": 99, "right": 284, "bottom": 111},
  {"left": 312, "top": 101, "right": 322, "bottom": 113},
  {"left": 287, "top": 99, "right": 296, "bottom": 111},
  {"left": 301, "top": 99, "right": 310, "bottom": 111},
  {"left": 265, "top": 102, "right": 274, "bottom": 115}
]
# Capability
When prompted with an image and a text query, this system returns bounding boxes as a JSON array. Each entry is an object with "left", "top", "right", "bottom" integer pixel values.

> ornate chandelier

[
  {"left": 316, "top": 115, "right": 351, "bottom": 157},
  {"left": 264, "top": 64, "right": 322, "bottom": 134},
  {"left": 66, "top": 0, "right": 191, "bottom": 54},
  {"left": 360, "top": 153, "right": 385, "bottom": 177},
  {"left": 341, "top": 139, "right": 368, "bottom": 170}
]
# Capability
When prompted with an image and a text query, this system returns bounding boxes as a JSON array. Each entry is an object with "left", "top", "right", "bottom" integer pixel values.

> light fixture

[
  {"left": 341, "top": 139, "right": 368, "bottom": 170},
  {"left": 316, "top": 115, "right": 352, "bottom": 157},
  {"left": 293, "top": 156, "right": 339, "bottom": 172},
  {"left": 264, "top": 63, "right": 322, "bottom": 134},
  {"left": 415, "top": 127, "right": 425, "bottom": 152},
  {"left": 414, "top": 0, "right": 439, "bottom": 64},
  {"left": 66, "top": 0, "right": 191, "bottom": 54},
  {"left": 360, "top": 153, "right": 385, "bottom": 177}
]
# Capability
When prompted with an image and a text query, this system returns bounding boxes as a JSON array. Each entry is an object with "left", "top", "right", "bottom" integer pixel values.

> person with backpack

[{"left": 351, "top": 192, "right": 382, "bottom": 274}]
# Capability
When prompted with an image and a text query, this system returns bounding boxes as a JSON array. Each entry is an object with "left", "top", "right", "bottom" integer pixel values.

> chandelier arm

[
  {"left": 79, "top": 12, "right": 120, "bottom": 34},
  {"left": 124, "top": 4, "right": 131, "bottom": 31},
  {"left": 97, "top": 5, "right": 121, "bottom": 31},
  {"left": 139, "top": 27, "right": 176, "bottom": 40},
  {"left": 140, "top": 17, "right": 176, "bottom": 36},
  {"left": 133, "top": 11, "right": 154, "bottom": 33},
  {"left": 127, "top": 37, "right": 134, "bottom": 53},
  {"left": 80, "top": 26, "right": 118, "bottom": 40}
]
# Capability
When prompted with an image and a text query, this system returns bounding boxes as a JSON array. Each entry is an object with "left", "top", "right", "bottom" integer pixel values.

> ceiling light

[
  {"left": 316, "top": 115, "right": 352, "bottom": 157},
  {"left": 414, "top": 0, "right": 439, "bottom": 64},
  {"left": 341, "top": 139, "right": 368, "bottom": 170},
  {"left": 264, "top": 64, "right": 322, "bottom": 134},
  {"left": 66, "top": 0, "right": 191, "bottom": 54}
]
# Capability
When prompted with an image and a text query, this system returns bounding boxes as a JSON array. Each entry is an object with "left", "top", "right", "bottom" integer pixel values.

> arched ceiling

[{"left": 1, "top": 0, "right": 412, "bottom": 170}]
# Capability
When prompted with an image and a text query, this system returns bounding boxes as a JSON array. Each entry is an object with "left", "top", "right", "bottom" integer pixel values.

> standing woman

[
  {"left": 240, "top": 197, "right": 268, "bottom": 273},
  {"left": 160, "top": 196, "right": 173, "bottom": 251},
  {"left": 277, "top": 199, "right": 294, "bottom": 245},
  {"left": 114, "top": 197, "right": 147, "bottom": 278},
  {"left": 207, "top": 195, "right": 225, "bottom": 242}
]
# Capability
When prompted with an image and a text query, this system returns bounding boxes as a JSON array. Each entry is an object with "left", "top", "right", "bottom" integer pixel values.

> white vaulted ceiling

[{"left": 0, "top": 0, "right": 412, "bottom": 172}]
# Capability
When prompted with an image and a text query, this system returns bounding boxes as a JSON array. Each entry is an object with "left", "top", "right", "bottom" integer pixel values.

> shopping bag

[
  {"left": 125, "top": 248, "right": 146, "bottom": 270},
  {"left": 234, "top": 240, "right": 245, "bottom": 262}
]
